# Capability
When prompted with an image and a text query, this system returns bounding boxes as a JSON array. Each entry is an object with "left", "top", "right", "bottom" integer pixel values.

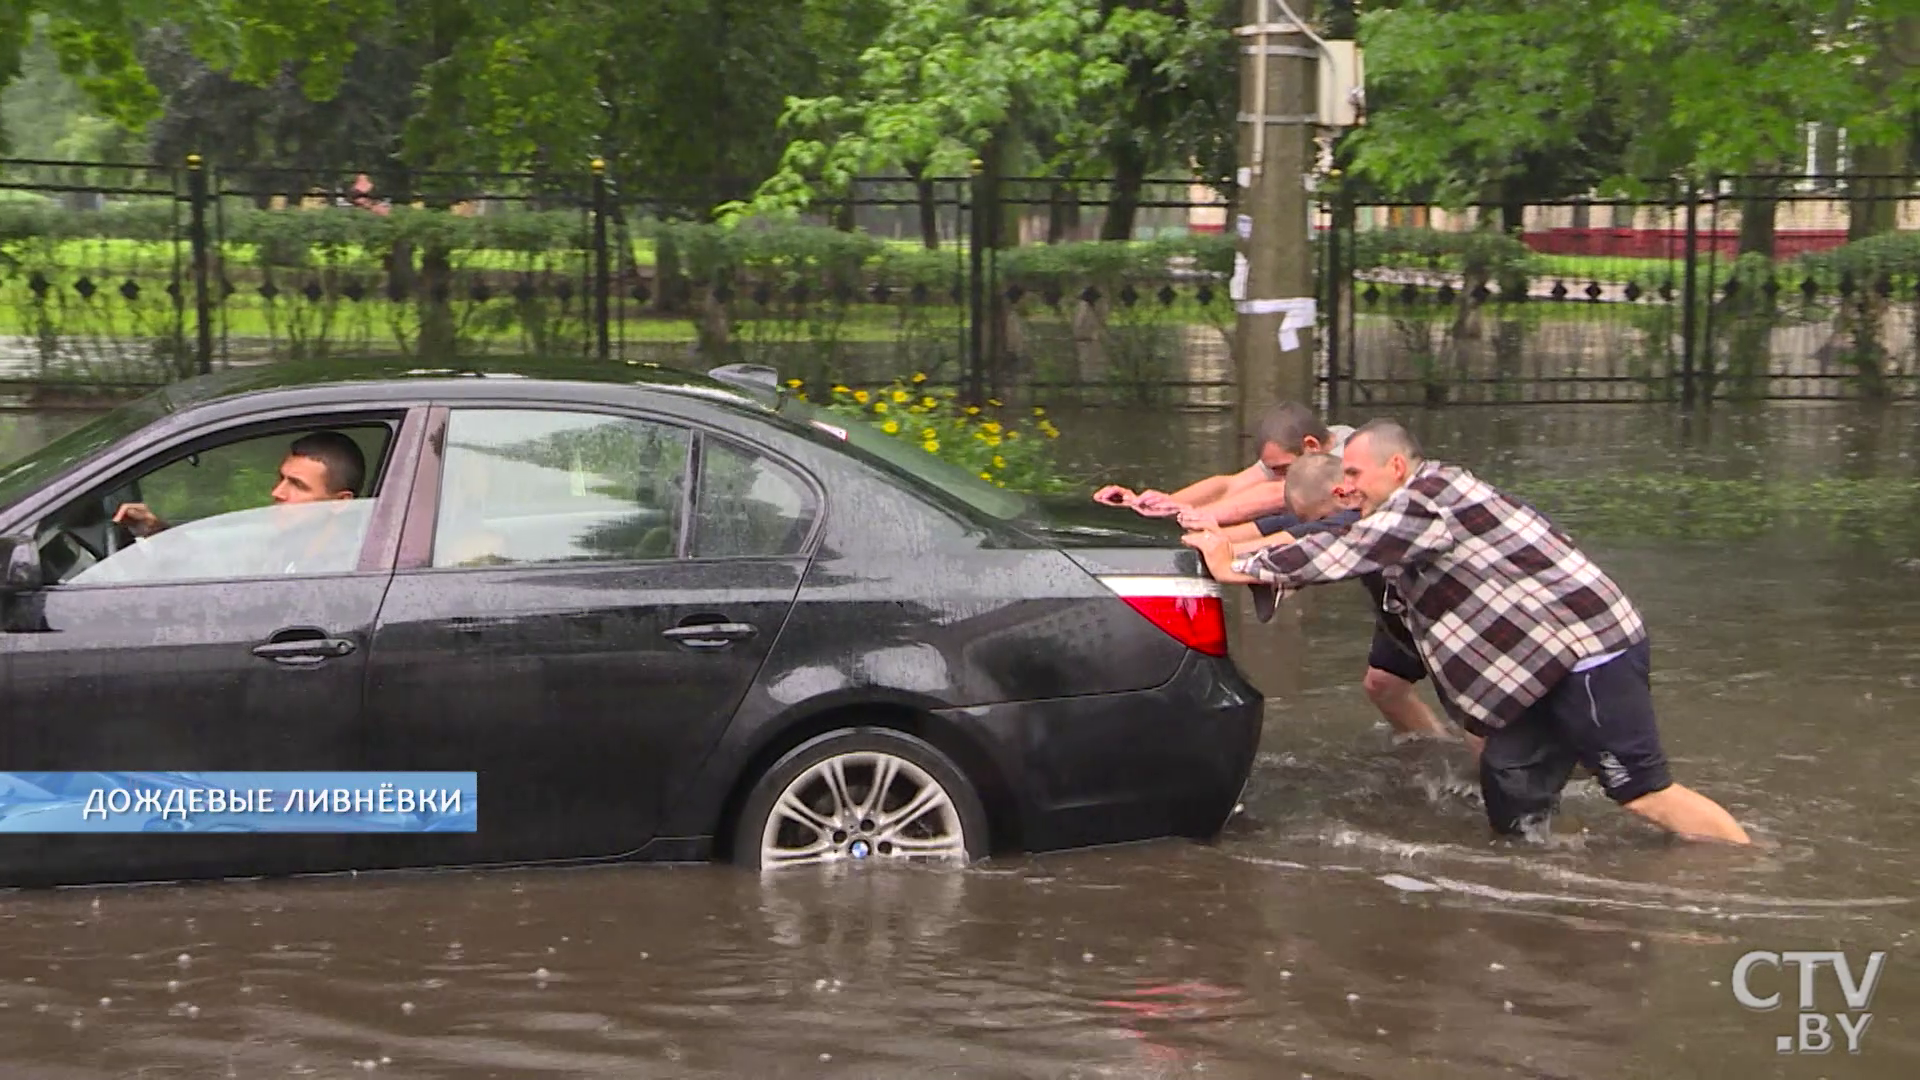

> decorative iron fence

[
  {"left": 1321, "top": 175, "right": 1920, "bottom": 406},
  {"left": 13, "top": 157, "right": 1918, "bottom": 410},
  {"left": 0, "top": 158, "right": 1240, "bottom": 407}
]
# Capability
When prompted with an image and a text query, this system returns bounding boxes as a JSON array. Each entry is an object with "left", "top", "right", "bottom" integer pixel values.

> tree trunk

[
  {"left": 1736, "top": 175, "right": 1780, "bottom": 257},
  {"left": 417, "top": 243, "right": 457, "bottom": 358},
  {"left": 975, "top": 136, "right": 1012, "bottom": 400},
  {"left": 654, "top": 230, "right": 685, "bottom": 314},
  {"left": 1847, "top": 141, "right": 1906, "bottom": 242},
  {"left": 1047, "top": 181, "right": 1073, "bottom": 243},
  {"left": 908, "top": 163, "right": 941, "bottom": 250},
  {"left": 1101, "top": 145, "right": 1147, "bottom": 241}
]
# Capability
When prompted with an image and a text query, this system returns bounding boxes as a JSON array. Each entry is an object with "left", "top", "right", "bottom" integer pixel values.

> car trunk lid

[{"left": 1013, "top": 495, "right": 1229, "bottom": 657}]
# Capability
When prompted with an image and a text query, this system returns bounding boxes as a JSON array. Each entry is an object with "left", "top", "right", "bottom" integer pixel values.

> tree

[
  {"left": 1342, "top": 1, "right": 1636, "bottom": 213},
  {"left": 734, "top": 0, "right": 1233, "bottom": 228}
]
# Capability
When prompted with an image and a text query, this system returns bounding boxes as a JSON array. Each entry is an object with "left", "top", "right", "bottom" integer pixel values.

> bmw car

[{"left": 0, "top": 357, "right": 1263, "bottom": 887}]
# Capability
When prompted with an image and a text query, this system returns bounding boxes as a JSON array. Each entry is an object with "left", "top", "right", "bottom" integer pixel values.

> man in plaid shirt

[{"left": 1184, "top": 420, "right": 1751, "bottom": 845}]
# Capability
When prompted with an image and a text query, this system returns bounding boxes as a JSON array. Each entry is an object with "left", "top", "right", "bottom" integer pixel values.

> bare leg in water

[
  {"left": 1622, "top": 785, "right": 1752, "bottom": 844},
  {"left": 1363, "top": 666, "right": 1455, "bottom": 740}
]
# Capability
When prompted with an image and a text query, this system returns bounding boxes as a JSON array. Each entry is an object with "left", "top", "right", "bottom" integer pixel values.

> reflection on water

[{"left": 0, "top": 400, "right": 1917, "bottom": 1077}]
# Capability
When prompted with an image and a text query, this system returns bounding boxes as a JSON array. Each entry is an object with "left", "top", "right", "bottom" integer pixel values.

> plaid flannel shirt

[{"left": 1230, "top": 461, "right": 1646, "bottom": 733}]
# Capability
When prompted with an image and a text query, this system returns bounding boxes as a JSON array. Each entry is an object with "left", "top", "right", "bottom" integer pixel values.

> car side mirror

[{"left": 0, "top": 534, "right": 44, "bottom": 595}]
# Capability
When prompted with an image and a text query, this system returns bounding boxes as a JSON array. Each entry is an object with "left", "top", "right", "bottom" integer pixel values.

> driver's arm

[{"left": 111, "top": 502, "right": 170, "bottom": 537}]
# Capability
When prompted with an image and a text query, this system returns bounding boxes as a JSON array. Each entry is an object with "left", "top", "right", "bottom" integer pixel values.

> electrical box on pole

[{"left": 1316, "top": 41, "right": 1364, "bottom": 128}]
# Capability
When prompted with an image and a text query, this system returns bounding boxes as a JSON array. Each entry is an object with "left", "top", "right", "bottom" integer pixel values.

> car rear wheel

[{"left": 732, "top": 729, "right": 989, "bottom": 872}]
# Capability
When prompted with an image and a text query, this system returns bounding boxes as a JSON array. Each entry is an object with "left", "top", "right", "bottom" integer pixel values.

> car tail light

[{"left": 1097, "top": 575, "right": 1229, "bottom": 657}]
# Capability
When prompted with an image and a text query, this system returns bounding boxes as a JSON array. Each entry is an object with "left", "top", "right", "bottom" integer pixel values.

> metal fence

[
  {"left": 0, "top": 158, "right": 1239, "bottom": 407},
  {"left": 1322, "top": 175, "right": 1920, "bottom": 406},
  {"left": 13, "top": 158, "right": 1920, "bottom": 410}
]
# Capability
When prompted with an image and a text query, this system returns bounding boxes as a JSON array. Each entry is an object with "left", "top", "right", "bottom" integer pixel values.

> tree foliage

[
  {"left": 1348, "top": 0, "right": 1920, "bottom": 201},
  {"left": 731, "top": 0, "right": 1234, "bottom": 219}
]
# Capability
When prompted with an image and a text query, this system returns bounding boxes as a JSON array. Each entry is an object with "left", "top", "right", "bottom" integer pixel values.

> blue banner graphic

[{"left": 0, "top": 772, "right": 478, "bottom": 833}]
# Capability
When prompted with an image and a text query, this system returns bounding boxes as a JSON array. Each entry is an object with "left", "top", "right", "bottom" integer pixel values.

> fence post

[
  {"left": 590, "top": 157, "right": 611, "bottom": 361},
  {"left": 186, "top": 154, "right": 213, "bottom": 376},
  {"left": 1680, "top": 179, "right": 1699, "bottom": 408}
]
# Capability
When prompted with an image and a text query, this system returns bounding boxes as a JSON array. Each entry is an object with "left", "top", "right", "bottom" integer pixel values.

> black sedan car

[{"left": 0, "top": 358, "right": 1263, "bottom": 887}]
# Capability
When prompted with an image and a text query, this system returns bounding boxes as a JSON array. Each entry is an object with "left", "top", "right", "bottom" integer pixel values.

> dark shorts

[
  {"left": 1477, "top": 637, "right": 1673, "bottom": 835},
  {"left": 1252, "top": 508, "right": 1360, "bottom": 539},
  {"left": 1366, "top": 624, "right": 1427, "bottom": 683},
  {"left": 1252, "top": 511, "right": 1301, "bottom": 537},
  {"left": 1359, "top": 571, "right": 1427, "bottom": 682}
]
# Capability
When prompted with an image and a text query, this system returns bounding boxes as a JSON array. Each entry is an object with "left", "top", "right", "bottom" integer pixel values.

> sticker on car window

[{"left": 810, "top": 420, "right": 848, "bottom": 441}]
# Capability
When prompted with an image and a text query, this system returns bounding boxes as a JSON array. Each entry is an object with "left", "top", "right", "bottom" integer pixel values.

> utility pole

[{"left": 1233, "top": 0, "right": 1318, "bottom": 457}]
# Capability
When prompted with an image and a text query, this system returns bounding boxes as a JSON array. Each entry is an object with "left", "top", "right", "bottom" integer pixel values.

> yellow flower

[
  {"left": 992, "top": 455, "right": 1006, "bottom": 469},
  {"left": 891, "top": 389, "right": 910, "bottom": 403},
  {"left": 911, "top": 372, "right": 927, "bottom": 383},
  {"left": 873, "top": 401, "right": 888, "bottom": 414},
  {"left": 921, "top": 428, "right": 937, "bottom": 441},
  {"left": 853, "top": 389, "right": 870, "bottom": 404},
  {"left": 786, "top": 378, "right": 803, "bottom": 388},
  {"left": 882, "top": 419, "right": 900, "bottom": 435},
  {"left": 1045, "top": 428, "right": 1059, "bottom": 439},
  {"left": 980, "top": 471, "right": 993, "bottom": 481},
  {"left": 1005, "top": 429, "right": 1019, "bottom": 440},
  {"left": 922, "top": 439, "right": 940, "bottom": 453},
  {"left": 985, "top": 434, "right": 1002, "bottom": 447},
  {"left": 988, "top": 398, "right": 1003, "bottom": 407},
  {"left": 982, "top": 421, "right": 1002, "bottom": 435},
  {"left": 965, "top": 405, "right": 980, "bottom": 415},
  {"left": 1032, "top": 406, "right": 1046, "bottom": 417},
  {"left": 921, "top": 396, "right": 937, "bottom": 409},
  {"left": 832, "top": 384, "right": 850, "bottom": 395}
]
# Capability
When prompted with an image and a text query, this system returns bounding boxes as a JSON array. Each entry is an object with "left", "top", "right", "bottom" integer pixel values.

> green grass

[{"left": 1525, "top": 254, "right": 1696, "bottom": 282}]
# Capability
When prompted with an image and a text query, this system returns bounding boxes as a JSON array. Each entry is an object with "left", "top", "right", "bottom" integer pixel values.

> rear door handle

[
  {"left": 661, "top": 622, "right": 757, "bottom": 648},
  {"left": 252, "top": 637, "right": 356, "bottom": 664}
]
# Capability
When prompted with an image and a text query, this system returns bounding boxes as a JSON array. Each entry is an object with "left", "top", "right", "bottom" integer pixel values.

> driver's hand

[{"left": 111, "top": 502, "right": 166, "bottom": 538}]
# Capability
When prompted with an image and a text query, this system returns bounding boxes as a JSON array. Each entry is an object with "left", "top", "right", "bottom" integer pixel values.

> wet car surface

[{"left": 0, "top": 358, "right": 1262, "bottom": 887}]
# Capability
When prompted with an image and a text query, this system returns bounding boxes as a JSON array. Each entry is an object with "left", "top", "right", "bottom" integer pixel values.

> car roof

[{"left": 156, "top": 355, "right": 777, "bottom": 416}]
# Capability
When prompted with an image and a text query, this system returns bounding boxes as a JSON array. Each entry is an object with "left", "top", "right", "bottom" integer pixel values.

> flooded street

[{"left": 1, "top": 397, "right": 1917, "bottom": 1077}]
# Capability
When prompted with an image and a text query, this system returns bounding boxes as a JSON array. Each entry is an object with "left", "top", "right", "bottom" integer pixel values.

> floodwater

[{"left": 0, "top": 398, "right": 1917, "bottom": 1078}]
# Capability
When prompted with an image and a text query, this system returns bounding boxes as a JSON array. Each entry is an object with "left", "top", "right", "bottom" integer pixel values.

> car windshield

[
  {"left": 0, "top": 388, "right": 173, "bottom": 513},
  {"left": 775, "top": 397, "right": 1033, "bottom": 521}
]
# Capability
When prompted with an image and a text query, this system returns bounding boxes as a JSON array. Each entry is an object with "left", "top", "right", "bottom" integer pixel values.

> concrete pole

[{"left": 1232, "top": 0, "right": 1318, "bottom": 460}]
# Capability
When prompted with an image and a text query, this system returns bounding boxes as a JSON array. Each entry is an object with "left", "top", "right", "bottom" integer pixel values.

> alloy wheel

[{"left": 757, "top": 751, "right": 969, "bottom": 868}]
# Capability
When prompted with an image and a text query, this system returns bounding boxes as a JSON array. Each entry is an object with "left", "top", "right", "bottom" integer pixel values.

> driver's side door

[{"left": 0, "top": 405, "right": 428, "bottom": 887}]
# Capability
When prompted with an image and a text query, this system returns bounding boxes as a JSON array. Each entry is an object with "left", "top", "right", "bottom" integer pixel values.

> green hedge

[{"left": 0, "top": 195, "right": 1238, "bottom": 289}]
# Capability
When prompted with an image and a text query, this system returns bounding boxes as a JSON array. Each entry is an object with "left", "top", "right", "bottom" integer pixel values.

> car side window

[
  {"left": 33, "top": 423, "right": 393, "bottom": 587},
  {"left": 432, "top": 408, "right": 690, "bottom": 568},
  {"left": 691, "top": 438, "right": 818, "bottom": 559}
]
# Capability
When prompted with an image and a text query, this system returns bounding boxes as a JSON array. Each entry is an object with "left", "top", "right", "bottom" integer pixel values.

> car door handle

[
  {"left": 661, "top": 622, "right": 758, "bottom": 648},
  {"left": 252, "top": 637, "right": 356, "bottom": 663},
  {"left": 447, "top": 615, "right": 522, "bottom": 636}
]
